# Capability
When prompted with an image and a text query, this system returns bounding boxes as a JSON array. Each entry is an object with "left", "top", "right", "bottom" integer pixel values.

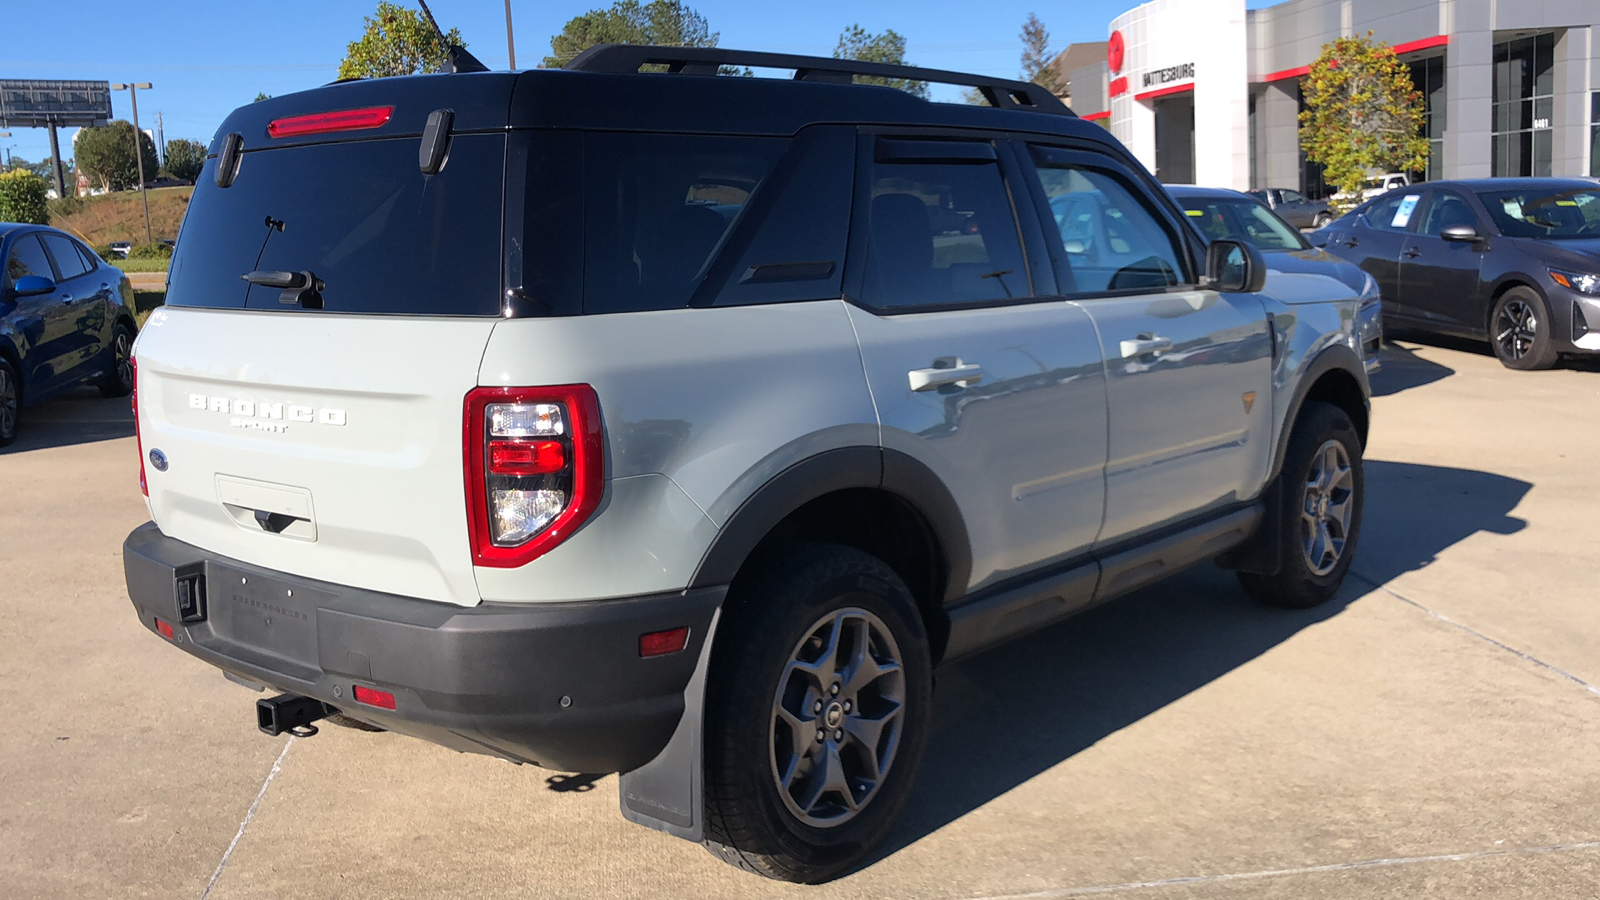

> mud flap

[{"left": 618, "top": 608, "right": 718, "bottom": 842}]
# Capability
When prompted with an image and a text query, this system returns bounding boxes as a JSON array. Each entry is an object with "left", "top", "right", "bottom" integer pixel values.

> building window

[
  {"left": 1591, "top": 92, "right": 1600, "bottom": 178},
  {"left": 1492, "top": 33, "right": 1555, "bottom": 177},
  {"left": 1408, "top": 55, "right": 1445, "bottom": 182},
  {"left": 1294, "top": 83, "right": 1330, "bottom": 199}
]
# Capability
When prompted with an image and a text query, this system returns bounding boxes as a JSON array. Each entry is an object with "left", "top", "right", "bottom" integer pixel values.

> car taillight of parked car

[
  {"left": 132, "top": 357, "right": 147, "bottom": 497},
  {"left": 463, "top": 385, "right": 603, "bottom": 567}
]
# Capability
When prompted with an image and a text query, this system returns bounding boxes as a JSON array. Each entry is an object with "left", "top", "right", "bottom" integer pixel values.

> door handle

[
  {"left": 1402, "top": 248, "right": 1420, "bottom": 259},
  {"left": 908, "top": 361, "right": 983, "bottom": 392},
  {"left": 1119, "top": 335, "right": 1173, "bottom": 358},
  {"left": 1341, "top": 236, "right": 1358, "bottom": 248}
]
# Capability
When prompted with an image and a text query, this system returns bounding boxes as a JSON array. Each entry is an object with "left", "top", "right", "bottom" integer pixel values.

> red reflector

[
  {"left": 154, "top": 618, "right": 174, "bottom": 640},
  {"left": 488, "top": 439, "right": 566, "bottom": 475},
  {"left": 132, "top": 357, "right": 147, "bottom": 496},
  {"left": 639, "top": 627, "right": 690, "bottom": 658},
  {"left": 268, "top": 106, "right": 394, "bottom": 138},
  {"left": 352, "top": 685, "right": 396, "bottom": 710}
]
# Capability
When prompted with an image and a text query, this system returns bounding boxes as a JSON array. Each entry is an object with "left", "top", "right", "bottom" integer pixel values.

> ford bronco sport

[{"left": 123, "top": 44, "right": 1379, "bottom": 882}]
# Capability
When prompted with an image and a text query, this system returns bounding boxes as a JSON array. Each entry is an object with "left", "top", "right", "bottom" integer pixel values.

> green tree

[
  {"left": 1020, "top": 13, "right": 1063, "bottom": 96},
  {"left": 543, "top": 0, "right": 717, "bottom": 69},
  {"left": 338, "top": 2, "right": 465, "bottom": 80},
  {"left": 253, "top": 92, "right": 274, "bottom": 102},
  {"left": 834, "top": 25, "right": 927, "bottom": 99},
  {"left": 4, "top": 156, "right": 53, "bottom": 180},
  {"left": 75, "top": 121, "right": 160, "bottom": 192},
  {"left": 0, "top": 170, "right": 50, "bottom": 224},
  {"left": 162, "top": 139, "right": 206, "bottom": 182},
  {"left": 1299, "top": 33, "right": 1429, "bottom": 212}
]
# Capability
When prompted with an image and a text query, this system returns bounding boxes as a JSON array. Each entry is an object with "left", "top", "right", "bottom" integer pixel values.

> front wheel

[
  {"left": 1238, "top": 401, "right": 1364, "bottom": 609},
  {"left": 1312, "top": 212, "right": 1331, "bottom": 229},
  {"left": 701, "top": 544, "right": 933, "bottom": 883},
  {"left": 0, "top": 358, "right": 19, "bottom": 448},
  {"left": 1490, "top": 287, "right": 1558, "bottom": 370}
]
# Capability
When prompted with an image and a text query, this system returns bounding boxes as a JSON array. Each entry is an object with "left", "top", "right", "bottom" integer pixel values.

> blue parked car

[{"left": 1, "top": 223, "right": 138, "bottom": 447}]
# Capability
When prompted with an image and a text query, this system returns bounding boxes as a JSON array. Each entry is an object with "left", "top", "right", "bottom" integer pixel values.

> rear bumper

[{"left": 123, "top": 522, "right": 723, "bottom": 773}]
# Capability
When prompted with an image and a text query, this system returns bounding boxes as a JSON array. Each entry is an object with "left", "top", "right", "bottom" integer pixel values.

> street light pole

[
  {"left": 0, "top": 132, "right": 10, "bottom": 167},
  {"left": 504, "top": 0, "right": 517, "bottom": 69},
  {"left": 111, "top": 82, "right": 154, "bottom": 244}
]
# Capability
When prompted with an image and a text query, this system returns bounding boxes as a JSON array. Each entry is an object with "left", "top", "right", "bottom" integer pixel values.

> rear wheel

[
  {"left": 701, "top": 544, "right": 932, "bottom": 883},
  {"left": 0, "top": 358, "right": 19, "bottom": 448},
  {"left": 1490, "top": 287, "right": 1558, "bottom": 371},
  {"left": 97, "top": 323, "right": 135, "bottom": 398},
  {"left": 1238, "top": 401, "right": 1363, "bottom": 609}
]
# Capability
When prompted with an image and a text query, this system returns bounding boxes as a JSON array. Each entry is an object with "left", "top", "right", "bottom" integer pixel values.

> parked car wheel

[
  {"left": 701, "top": 543, "right": 933, "bottom": 883},
  {"left": 0, "top": 358, "right": 19, "bottom": 448},
  {"left": 97, "top": 323, "right": 135, "bottom": 398},
  {"left": 1312, "top": 212, "right": 1331, "bottom": 229},
  {"left": 1238, "top": 401, "right": 1363, "bottom": 609},
  {"left": 1489, "top": 287, "right": 1559, "bottom": 371}
]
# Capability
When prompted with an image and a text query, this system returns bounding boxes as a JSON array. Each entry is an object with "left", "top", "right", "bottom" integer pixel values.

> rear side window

[
  {"left": 5, "top": 234, "right": 53, "bottom": 286},
  {"left": 582, "top": 133, "right": 787, "bottom": 315},
  {"left": 40, "top": 233, "right": 90, "bottom": 281},
  {"left": 1363, "top": 192, "right": 1420, "bottom": 233},
  {"left": 168, "top": 134, "right": 506, "bottom": 315},
  {"left": 857, "top": 148, "right": 1030, "bottom": 309}
]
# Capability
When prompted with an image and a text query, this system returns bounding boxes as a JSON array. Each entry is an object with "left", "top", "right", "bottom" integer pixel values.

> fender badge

[
  {"left": 1241, "top": 391, "right": 1257, "bottom": 414},
  {"left": 149, "top": 448, "right": 169, "bottom": 472}
]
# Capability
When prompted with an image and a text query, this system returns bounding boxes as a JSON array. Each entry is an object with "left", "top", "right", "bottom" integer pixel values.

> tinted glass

[
  {"left": 583, "top": 133, "right": 786, "bottom": 315},
  {"left": 74, "top": 241, "right": 101, "bottom": 273},
  {"left": 1476, "top": 187, "right": 1600, "bottom": 239},
  {"left": 40, "top": 233, "right": 90, "bottom": 281},
  {"left": 1420, "top": 193, "right": 1478, "bottom": 234},
  {"left": 1034, "top": 164, "right": 1184, "bottom": 293},
  {"left": 1178, "top": 197, "right": 1305, "bottom": 251},
  {"left": 6, "top": 234, "right": 53, "bottom": 286},
  {"left": 1363, "top": 192, "right": 1421, "bottom": 232},
  {"left": 858, "top": 152, "right": 1029, "bottom": 308},
  {"left": 1282, "top": 190, "right": 1306, "bottom": 204},
  {"left": 169, "top": 135, "right": 506, "bottom": 315}
]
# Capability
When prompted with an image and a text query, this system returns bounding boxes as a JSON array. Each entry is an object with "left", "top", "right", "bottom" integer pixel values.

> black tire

[
  {"left": 701, "top": 543, "right": 933, "bottom": 883},
  {"left": 1489, "top": 286, "right": 1559, "bottom": 371},
  {"left": 0, "top": 357, "right": 19, "bottom": 449},
  {"left": 97, "top": 322, "right": 135, "bottom": 398},
  {"left": 1312, "top": 212, "right": 1331, "bottom": 229},
  {"left": 1238, "top": 401, "right": 1363, "bottom": 609}
]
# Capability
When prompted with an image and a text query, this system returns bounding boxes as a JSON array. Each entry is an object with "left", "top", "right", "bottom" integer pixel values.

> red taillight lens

[
  {"left": 488, "top": 439, "right": 566, "bottom": 475},
  {"left": 351, "top": 685, "right": 396, "bottom": 710},
  {"left": 132, "top": 356, "right": 147, "bottom": 496},
  {"left": 463, "top": 385, "right": 603, "bottom": 568},
  {"left": 639, "top": 627, "right": 690, "bottom": 658},
  {"left": 267, "top": 106, "right": 393, "bottom": 138}
]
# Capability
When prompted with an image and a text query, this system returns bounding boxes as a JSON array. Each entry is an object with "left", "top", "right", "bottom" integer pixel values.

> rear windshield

[{"left": 168, "top": 134, "right": 506, "bottom": 315}]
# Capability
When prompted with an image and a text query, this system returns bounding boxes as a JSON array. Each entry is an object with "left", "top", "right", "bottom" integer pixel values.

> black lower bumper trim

[{"left": 123, "top": 522, "right": 724, "bottom": 773}]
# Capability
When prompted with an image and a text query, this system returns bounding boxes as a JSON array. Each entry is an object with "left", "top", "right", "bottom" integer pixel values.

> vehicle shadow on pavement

[
  {"left": 871, "top": 459, "right": 1530, "bottom": 869},
  {"left": 1, "top": 388, "right": 134, "bottom": 455},
  {"left": 1370, "top": 343, "right": 1456, "bottom": 397}
]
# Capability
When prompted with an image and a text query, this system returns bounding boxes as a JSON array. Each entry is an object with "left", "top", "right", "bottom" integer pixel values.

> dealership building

[{"left": 1065, "top": 0, "right": 1600, "bottom": 195}]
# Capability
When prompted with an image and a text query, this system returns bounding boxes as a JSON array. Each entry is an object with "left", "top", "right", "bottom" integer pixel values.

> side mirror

[
  {"left": 1203, "top": 239, "right": 1267, "bottom": 293},
  {"left": 1440, "top": 224, "right": 1480, "bottom": 242},
  {"left": 11, "top": 274, "right": 56, "bottom": 296}
]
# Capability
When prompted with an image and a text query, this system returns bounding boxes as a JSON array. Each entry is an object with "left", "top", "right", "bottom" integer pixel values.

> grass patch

[
  {"left": 113, "top": 259, "right": 171, "bottom": 273},
  {"left": 50, "top": 185, "right": 192, "bottom": 247},
  {"left": 133, "top": 289, "right": 165, "bottom": 329}
]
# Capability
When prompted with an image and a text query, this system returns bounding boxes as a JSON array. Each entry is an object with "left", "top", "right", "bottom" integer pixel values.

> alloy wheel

[
  {"left": 113, "top": 331, "right": 133, "bottom": 391},
  {"left": 1495, "top": 298, "right": 1539, "bottom": 360},
  {"left": 0, "top": 367, "right": 15, "bottom": 438},
  {"left": 1301, "top": 439, "right": 1354, "bottom": 577},
  {"left": 770, "top": 607, "right": 906, "bottom": 828}
]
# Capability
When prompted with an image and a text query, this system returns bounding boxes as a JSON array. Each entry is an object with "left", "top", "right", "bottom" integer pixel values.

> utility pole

[
  {"left": 111, "top": 82, "right": 154, "bottom": 243},
  {"left": 0, "top": 132, "right": 10, "bottom": 168},
  {"left": 504, "top": 0, "right": 517, "bottom": 69}
]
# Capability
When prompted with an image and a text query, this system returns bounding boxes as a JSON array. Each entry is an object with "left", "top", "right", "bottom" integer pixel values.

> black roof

[
  {"left": 1164, "top": 185, "right": 1255, "bottom": 201},
  {"left": 1412, "top": 178, "right": 1600, "bottom": 191},
  {"left": 211, "top": 46, "right": 1110, "bottom": 155}
]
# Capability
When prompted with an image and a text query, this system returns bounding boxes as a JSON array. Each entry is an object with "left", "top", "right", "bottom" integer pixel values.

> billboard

[{"left": 0, "top": 79, "right": 112, "bottom": 128}]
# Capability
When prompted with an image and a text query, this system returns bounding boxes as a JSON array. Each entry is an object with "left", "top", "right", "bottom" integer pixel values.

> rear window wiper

[{"left": 243, "top": 269, "right": 325, "bottom": 309}]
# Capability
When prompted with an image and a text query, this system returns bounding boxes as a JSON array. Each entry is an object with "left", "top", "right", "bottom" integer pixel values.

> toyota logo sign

[{"left": 1108, "top": 30, "right": 1126, "bottom": 74}]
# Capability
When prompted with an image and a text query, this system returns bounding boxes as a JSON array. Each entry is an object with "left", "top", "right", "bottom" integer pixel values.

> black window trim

[
  {"left": 841, "top": 128, "right": 1046, "bottom": 317},
  {"left": 1018, "top": 143, "right": 1202, "bottom": 300}
]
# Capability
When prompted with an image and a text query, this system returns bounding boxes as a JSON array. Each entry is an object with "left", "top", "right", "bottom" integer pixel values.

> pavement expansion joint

[
  {"left": 1352, "top": 571, "right": 1600, "bottom": 700},
  {"left": 200, "top": 737, "right": 296, "bottom": 899},
  {"left": 963, "top": 840, "right": 1600, "bottom": 898}
]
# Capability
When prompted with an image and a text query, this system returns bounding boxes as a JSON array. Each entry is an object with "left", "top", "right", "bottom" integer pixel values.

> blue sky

[{"left": 1, "top": 0, "right": 1279, "bottom": 166}]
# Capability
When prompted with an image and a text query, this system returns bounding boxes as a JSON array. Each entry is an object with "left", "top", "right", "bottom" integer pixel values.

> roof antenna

[{"left": 415, "top": 0, "right": 491, "bottom": 73}]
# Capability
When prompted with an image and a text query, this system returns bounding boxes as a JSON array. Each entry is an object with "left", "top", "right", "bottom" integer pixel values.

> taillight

[
  {"left": 463, "top": 385, "right": 603, "bottom": 567},
  {"left": 132, "top": 356, "right": 147, "bottom": 496},
  {"left": 267, "top": 106, "right": 393, "bottom": 138}
]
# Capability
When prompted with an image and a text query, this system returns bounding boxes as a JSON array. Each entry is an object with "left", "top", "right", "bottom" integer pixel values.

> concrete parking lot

[{"left": 3, "top": 339, "right": 1598, "bottom": 899}]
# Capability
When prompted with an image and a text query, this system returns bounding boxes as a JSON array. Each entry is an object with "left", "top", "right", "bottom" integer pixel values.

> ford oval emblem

[{"left": 148, "top": 448, "right": 169, "bottom": 472}]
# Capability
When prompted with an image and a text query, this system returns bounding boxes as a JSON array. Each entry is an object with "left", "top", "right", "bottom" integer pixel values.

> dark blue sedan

[{"left": 1, "top": 223, "right": 138, "bottom": 446}]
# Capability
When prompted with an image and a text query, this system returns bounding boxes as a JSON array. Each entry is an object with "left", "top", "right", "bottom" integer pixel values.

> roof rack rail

[{"left": 563, "top": 44, "right": 1073, "bottom": 116}]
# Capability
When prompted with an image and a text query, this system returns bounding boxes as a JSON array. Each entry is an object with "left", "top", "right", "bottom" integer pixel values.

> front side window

[
  {"left": 1032, "top": 160, "right": 1185, "bottom": 293},
  {"left": 857, "top": 150, "right": 1029, "bottom": 309},
  {"left": 583, "top": 133, "right": 786, "bottom": 314},
  {"left": 1419, "top": 193, "right": 1479, "bottom": 234},
  {"left": 5, "top": 234, "right": 52, "bottom": 287}
]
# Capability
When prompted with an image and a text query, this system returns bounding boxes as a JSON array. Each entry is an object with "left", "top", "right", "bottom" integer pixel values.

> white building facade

[{"left": 1069, "top": 0, "right": 1600, "bottom": 195}]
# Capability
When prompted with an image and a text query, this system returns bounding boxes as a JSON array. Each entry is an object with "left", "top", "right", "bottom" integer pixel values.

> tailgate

[{"left": 134, "top": 307, "right": 497, "bottom": 607}]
